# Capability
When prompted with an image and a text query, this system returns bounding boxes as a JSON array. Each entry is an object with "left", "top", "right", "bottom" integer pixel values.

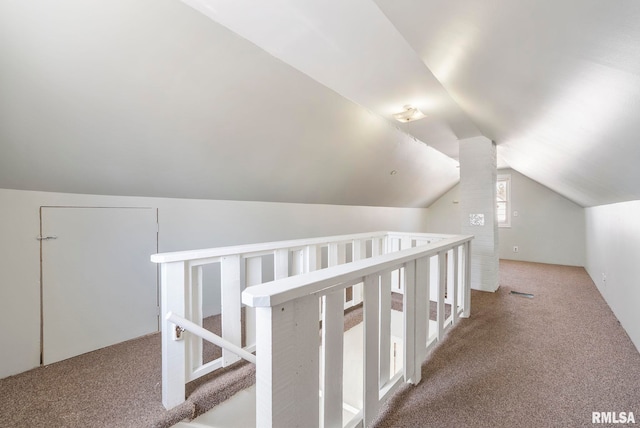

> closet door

[{"left": 41, "top": 207, "right": 158, "bottom": 364}]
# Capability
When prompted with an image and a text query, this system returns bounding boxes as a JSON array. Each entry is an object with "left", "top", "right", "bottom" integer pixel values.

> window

[{"left": 497, "top": 174, "right": 511, "bottom": 227}]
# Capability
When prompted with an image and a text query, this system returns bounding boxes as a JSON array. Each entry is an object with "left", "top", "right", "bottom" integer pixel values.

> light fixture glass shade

[{"left": 392, "top": 105, "right": 426, "bottom": 122}]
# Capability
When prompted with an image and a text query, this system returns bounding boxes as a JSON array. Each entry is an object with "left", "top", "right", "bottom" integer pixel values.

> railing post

[
  {"left": 254, "top": 296, "right": 319, "bottom": 427},
  {"left": 161, "top": 261, "right": 187, "bottom": 409},
  {"left": 221, "top": 255, "right": 242, "bottom": 366}
]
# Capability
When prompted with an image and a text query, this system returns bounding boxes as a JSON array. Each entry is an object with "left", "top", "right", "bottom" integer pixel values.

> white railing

[
  {"left": 151, "top": 231, "right": 472, "bottom": 416},
  {"left": 243, "top": 233, "right": 472, "bottom": 427}
]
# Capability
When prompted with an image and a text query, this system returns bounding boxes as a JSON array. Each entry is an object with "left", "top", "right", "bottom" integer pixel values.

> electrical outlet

[
  {"left": 602, "top": 273, "right": 607, "bottom": 285},
  {"left": 513, "top": 246, "right": 519, "bottom": 253}
]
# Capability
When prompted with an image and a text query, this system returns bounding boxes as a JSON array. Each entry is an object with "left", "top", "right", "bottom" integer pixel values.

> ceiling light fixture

[{"left": 392, "top": 105, "right": 426, "bottom": 123}]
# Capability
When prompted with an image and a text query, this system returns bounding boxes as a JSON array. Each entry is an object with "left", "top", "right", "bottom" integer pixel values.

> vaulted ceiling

[{"left": 1, "top": 0, "right": 639, "bottom": 208}]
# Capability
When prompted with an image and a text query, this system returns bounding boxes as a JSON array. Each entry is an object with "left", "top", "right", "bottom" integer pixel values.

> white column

[{"left": 459, "top": 136, "right": 499, "bottom": 292}]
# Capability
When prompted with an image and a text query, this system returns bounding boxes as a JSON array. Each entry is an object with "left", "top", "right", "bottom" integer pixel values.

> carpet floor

[
  {"left": 374, "top": 260, "right": 640, "bottom": 427},
  {"left": 0, "top": 260, "right": 638, "bottom": 427}
]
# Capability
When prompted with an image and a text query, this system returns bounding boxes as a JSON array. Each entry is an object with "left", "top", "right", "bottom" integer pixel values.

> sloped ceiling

[
  {"left": 1, "top": 0, "right": 639, "bottom": 208},
  {"left": 375, "top": 0, "right": 640, "bottom": 207}
]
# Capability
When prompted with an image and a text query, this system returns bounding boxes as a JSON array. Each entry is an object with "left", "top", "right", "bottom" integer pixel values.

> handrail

[
  {"left": 243, "top": 235, "right": 470, "bottom": 308},
  {"left": 165, "top": 312, "right": 256, "bottom": 364},
  {"left": 151, "top": 230, "right": 445, "bottom": 264}
]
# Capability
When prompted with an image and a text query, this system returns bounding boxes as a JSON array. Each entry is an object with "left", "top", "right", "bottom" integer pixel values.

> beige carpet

[
  {"left": 1, "top": 260, "right": 638, "bottom": 427},
  {"left": 0, "top": 313, "right": 260, "bottom": 428},
  {"left": 374, "top": 260, "right": 640, "bottom": 427}
]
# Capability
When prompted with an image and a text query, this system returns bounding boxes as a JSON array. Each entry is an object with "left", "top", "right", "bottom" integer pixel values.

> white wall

[
  {"left": 426, "top": 184, "right": 460, "bottom": 234},
  {"left": 428, "top": 169, "right": 585, "bottom": 267},
  {"left": 0, "top": 188, "right": 429, "bottom": 379},
  {"left": 585, "top": 200, "right": 640, "bottom": 352},
  {"left": 498, "top": 169, "right": 585, "bottom": 266}
]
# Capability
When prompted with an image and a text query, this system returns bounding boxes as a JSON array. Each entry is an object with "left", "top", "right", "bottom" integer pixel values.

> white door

[{"left": 41, "top": 207, "right": 158, "bottom": 364}]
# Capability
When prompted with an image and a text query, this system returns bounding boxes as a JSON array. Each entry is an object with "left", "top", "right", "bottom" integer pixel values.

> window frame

[{"left": 497, "top": 174, "right": 511, "bottom": 228}]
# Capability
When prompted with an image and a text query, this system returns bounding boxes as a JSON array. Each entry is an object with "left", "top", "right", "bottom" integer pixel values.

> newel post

[
  {"left": 254, "top": 296, "right": 320, "bottom": 428},
  {"left": 160, "top": 261, "right": 187, "bottom": 409}
]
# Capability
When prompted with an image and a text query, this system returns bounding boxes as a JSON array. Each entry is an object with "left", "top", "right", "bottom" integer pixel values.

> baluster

[
  {"left": 452, "top": 247, "right": 459, "bottom": 325},
  {"left": 446, "top": 249, "right": 455, "bottom": 307},
  {"left": 245, "top": 256, "right": 262, "bottom": 350},
  {"left": 290, "top": 249, "right": 303, "bottom": 276},
  {"left": 437, "top": 251, "right": 446, "bottom": 340},
  {"left": 337, "top": 242, "right": 346, "bottom": 265},
  {"left": 462, "top": 241, "right": 472, "bottom": 318},
  {"left": 413, "top": 256, "right": 429, "bottom": 384},
  {"left": 328, "top": 243, "right": 338, "bottom": 267},
  {"left": 379, "top": 270, "right": 392, "bottom": 385},
  {"left": 321, "top": 289, "right": 344, "bottom": 428},
  {"left": 398, "top": 238, "right": 411, "bottom": 293},
  {"left": 186, "top": 264, "right": 203, "bottom": 374},
  {"left": 391, "top": 238, "right": 401, "bottom": 293},
  {"left": 403, "top": 261, "right": 416, "bottom": 384},
  {"left": 429, "top": 256, "right": 439, "bottom": 303},
  {"left": 352, "top": 239, "right": 367, "bottom": 305},
  {"left": 363, "top": 274, "right": 380, "bottom": 427},
  {"left": 274, "top": 249, "right": 289, "bottom": 279},
  {"left": 457, "top": 245, "right": 464, "bottom": 316},
  {"left": 305, "top": 245, "right": 319, "bottom": 273},
  {"left": 221, "top": 255, "right": 242, "bottom": 366},
  {"left": 378, "top": 236, "right": 386, "bottom": 256}
]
